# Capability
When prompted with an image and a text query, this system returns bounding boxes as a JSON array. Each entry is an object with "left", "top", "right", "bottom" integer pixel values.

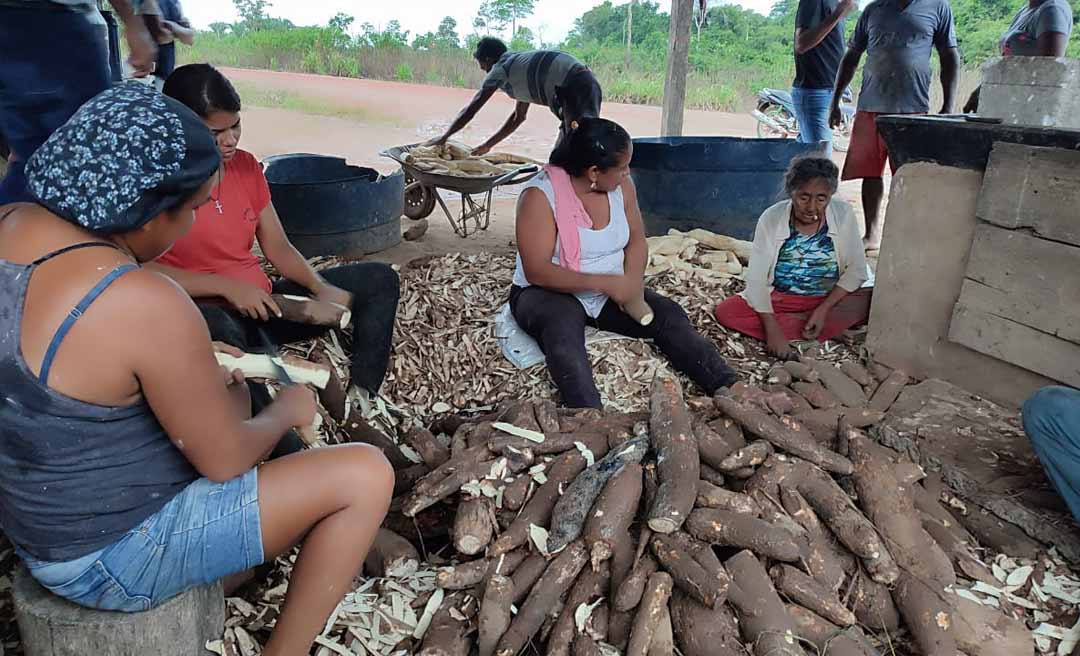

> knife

[{"left": 254, "top": 327, "right": 321, "bottom": 447}]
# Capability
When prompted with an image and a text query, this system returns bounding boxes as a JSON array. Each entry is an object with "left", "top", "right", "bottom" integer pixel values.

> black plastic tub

[
  {"left": 630, "top": 137, "right": 822, "bottom": 240},
  {"left": 263, "top": 154, "right": 404, "bottom": 257}
]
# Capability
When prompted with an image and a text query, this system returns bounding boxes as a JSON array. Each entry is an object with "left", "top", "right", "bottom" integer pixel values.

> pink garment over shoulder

[{"left": 544, "top": 164, "right": 593, "bottom": 272}]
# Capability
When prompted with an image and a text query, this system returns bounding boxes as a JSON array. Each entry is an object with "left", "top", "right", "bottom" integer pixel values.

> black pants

[
  {"left": 510, "top": 286, "right": 737, "bottom": 409},
  {"left": 200, "top": 263, "right": 400, "bottom": 394},
  {"left": 553, "top": 66, "right": 603, "bottom": 143}
]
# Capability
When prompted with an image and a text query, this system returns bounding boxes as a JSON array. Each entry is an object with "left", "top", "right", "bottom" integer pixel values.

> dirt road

[{"left": 224, "top": 68, "right": 869, "bottom": 264}]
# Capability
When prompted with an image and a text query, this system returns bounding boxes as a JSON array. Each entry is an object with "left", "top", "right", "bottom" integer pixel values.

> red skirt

[{"left": 714, "top": 289, "right": 872, "bottom": 342}]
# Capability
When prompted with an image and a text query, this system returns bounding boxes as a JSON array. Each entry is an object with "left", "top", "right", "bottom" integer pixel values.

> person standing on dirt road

[
  {"left": 792, "top": 0, "right": 855, "bottom": 156},
  {"left": 427, "top": 37, "right": 603, "bottom": 156},
  {"left": 829, "top": 0, "right": 961, "bottom": 251},
  {"left": 0, "top": 0, "right": 156, "bottom": 205}
]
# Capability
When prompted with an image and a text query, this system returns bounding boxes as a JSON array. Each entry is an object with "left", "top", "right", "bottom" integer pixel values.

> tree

[
  {"left": 233, "top": 0, "right": 270, "bottom": 25},
  {"left": 477, "top": 1, "right": 511, "bottom": 36},
  {"left": 510, "top": 25, "right": 536, "bottom": 50},
  {"left": 328, "top": 12, "right": 354, "bottom": 33},
  {"left": 208, "top": 21, "right": 231, "bottom": 34},
  {"left": 495, "top": 0, "right": 537, "bottom": 40},
  {"left": 413, "top": 32, "right": 436, "bottom": 49},
  {"left": 435, "top": 16, "right": 461, "bottom": 49}
]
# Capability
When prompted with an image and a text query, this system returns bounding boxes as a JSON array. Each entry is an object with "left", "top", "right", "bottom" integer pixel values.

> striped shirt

[{"left": 481, "top": 50, "right": 586, "bottom": 111}]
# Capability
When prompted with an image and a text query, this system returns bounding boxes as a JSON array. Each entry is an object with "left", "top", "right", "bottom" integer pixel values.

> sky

[{"left": 180, "top": 0, "right": 779, "bottom": 42}]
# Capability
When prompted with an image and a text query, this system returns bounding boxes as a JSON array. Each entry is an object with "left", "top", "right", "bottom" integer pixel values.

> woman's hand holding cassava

[
  {"left": 219, "top": 278, "right": 282, "bottom": 322},
  {"left": 604, "top": 273, "right": 644, "bottom": 306}
]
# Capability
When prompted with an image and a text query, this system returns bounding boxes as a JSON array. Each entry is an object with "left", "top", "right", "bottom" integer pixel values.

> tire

[
  {"left": 756, "top": 104, "right": 795, "bottom": 139},
  {"left": 403, "top": 171, "right": 436, "bottom": 220}
]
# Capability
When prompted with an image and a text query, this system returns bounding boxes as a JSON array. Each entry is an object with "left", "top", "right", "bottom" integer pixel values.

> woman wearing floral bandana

[{"left": 0, "top": 83, "right": 394, "bottom": 656}]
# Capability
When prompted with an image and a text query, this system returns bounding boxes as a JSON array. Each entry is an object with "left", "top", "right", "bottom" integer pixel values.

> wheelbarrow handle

[{"left": 492, "top": 164, "right": 540, "bottom": 188}]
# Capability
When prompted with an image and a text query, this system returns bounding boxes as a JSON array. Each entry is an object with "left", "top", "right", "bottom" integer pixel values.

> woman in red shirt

[{"left": 150, "top": 64, "right": 399, "bottom": 426}]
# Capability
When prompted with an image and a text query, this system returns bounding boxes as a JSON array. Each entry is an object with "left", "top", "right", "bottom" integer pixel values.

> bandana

[{"left": 26, "top": 82, "right": 220, "bottom": 235}]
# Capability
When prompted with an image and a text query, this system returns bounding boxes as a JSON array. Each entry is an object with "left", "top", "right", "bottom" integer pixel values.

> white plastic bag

[{"left": 494, "top": 303, "right": 632, "bottom": 370}]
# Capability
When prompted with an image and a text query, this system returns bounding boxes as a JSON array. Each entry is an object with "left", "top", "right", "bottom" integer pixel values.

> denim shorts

[{"left": 20, "top": 469, "right": 264, "bottom": 612}]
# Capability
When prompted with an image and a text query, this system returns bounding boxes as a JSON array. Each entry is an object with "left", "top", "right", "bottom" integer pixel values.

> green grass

[{"left": 229, "top": 79, "right": 374, "bottom": 122}]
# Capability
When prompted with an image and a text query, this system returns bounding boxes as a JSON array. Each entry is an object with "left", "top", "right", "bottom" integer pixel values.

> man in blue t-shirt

[
  {"left": 792, "top": 0, "right": 855, "bottom": 156},
  {"left": 829, "top": 0, "right": 960, "bottom": 251}
]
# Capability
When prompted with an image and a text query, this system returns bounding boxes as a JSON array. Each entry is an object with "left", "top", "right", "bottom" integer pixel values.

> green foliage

[
  {"left": 477, "top": 0, "right": 536, "bottom": 38},
  {"left": 185, "top": 0, "right": 1080, "bottom": 113},
  {"left": 510, "top": 26, "right": 537, "bottom": 50}
]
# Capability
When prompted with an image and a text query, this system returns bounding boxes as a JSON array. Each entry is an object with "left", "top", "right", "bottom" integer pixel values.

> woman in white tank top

[{"left": 510, "top": 118, "right": 737, "bottom": 408}]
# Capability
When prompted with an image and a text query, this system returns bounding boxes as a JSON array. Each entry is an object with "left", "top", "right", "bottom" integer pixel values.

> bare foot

[{"left": 862, "top": 234, "right": 882, "bottom": 251}]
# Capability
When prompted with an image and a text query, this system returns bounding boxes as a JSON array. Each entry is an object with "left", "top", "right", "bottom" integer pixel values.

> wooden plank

[
  {"left": 949, "top": 303, "right": 1080, "bottom": 387},
  {"left": 977, "top": 142, "right": 1080, "bottom": 247},
  {"left": 959, "top": 223, "right": 1080, "bottom": 342},
  {"left": 660, "top": 0, "right": 694, "bottom": 137}
]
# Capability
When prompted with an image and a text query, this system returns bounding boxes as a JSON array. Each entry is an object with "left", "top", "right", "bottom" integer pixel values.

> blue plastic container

[
  {"left": 263, "top": 154, "right": 404, "bottom": 257},
  {"left": 630, "top": 137, "right": 822, "bottom": 240}
]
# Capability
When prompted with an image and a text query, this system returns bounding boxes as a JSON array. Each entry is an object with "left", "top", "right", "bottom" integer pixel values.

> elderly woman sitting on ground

[
  {"left": 714, "top": 157, "right": 871, "bottom": 360},
  {"left": 511, "top": 117, "right": 738, "bottom": 408}
]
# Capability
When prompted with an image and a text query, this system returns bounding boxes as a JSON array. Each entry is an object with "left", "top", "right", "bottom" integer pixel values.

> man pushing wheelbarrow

[{"left": 426, "top": 38, "right": 603, "bottom": 156}]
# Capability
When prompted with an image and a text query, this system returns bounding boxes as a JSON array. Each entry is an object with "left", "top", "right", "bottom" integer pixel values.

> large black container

[
  {"left": 630, "top": 137, "right": 822, "bottom": 240},
  {"left": 263, "top": 154, "right": 404, "bottom": 257}
]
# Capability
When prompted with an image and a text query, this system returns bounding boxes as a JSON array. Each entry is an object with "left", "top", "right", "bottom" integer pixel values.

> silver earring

[{"left": 590, "top": 181, "right": 597, "bottom": 191}]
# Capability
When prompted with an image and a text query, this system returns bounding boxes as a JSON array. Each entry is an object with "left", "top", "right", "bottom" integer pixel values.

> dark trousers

[
  {"left": 101, "top": 10, "right": 124, "bottom": 83},
  {"left": 154, "top": 42, "right": 176, "bottom": 83},
  {"left": 510, "top": 286, "right": 737, "bottom": 409},
  {"left": 0, "top": 6, "right": 111, "bottom": 204},
  {"left": 199, "top": 263, "right": 400, "bottom": 395}
]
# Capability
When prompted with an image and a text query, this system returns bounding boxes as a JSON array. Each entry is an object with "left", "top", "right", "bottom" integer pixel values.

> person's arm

[
  {"left": 620, "top": 176, "right": 648, "bottom": 281},
  {"left": 801, "top": 283, "right": 852, "bottom": 339},
  {"left": 473, "top": 102, "right": 530, "bottom": 156},
  {"left": 164, "top": 20, "right": 195, "bottom": 45},
  {"left": 1036, "top": 30, "right": 1070, "bottom": 57},
  {"left": 428, "top": 86, "right": 500, "bottom": 147},
  {"left": 830, "top": 48, "right": 864, "bottom": 127},
  {"left": 933, "top": 4, "right": 960, "bottom": 114},
  {"left": 144, "top": 261, "right": 230, "bottom": 298},
  {"left": 795, "top": 0, "right": 855, "bottom": 55},
  {"left": 742, "top": 210, "right": 791, "bottom": 358},
  {"left": 109, "top": 0, "right": 156, "bottom": 77},
  {"left": 255, "top": 203, "right": 353, "bottom": 308},
  {"left": 130, "top": 273, "right": 316, "bottom": 482},
  {"left": 144, "top": 261, "right": 284, "bottom": 321},
  {"left": 516, "top": 188, "right": 632, "bottom": 302},
  {"left": 937, "top": 46, "right": 960, "bottom": 114}
]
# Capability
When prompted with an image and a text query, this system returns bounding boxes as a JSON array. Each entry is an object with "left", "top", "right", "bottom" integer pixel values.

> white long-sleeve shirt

[{"left": 741, "top": 198, "right": 870, "bottom": 314}]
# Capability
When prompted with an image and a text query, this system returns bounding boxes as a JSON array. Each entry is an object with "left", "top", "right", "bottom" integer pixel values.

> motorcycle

[{"left": 753, "top": 87, "right": 855, "bottom": 153}]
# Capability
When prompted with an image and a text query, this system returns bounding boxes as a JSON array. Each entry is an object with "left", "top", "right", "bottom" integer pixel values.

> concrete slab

[
  {"left": 873, "top": 379, "right": 1080, "bottom": 563},
  {"left": 865, "top": 162, "right": 1054, "bottom": 408},
  {"left": 980, "top": 56, "right": 1080, "bottom": 130}
]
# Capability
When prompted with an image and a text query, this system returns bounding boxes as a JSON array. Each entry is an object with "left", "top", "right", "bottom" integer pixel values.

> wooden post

[{"left": 661, "top": 0, "right": 695, "bottom": 137}]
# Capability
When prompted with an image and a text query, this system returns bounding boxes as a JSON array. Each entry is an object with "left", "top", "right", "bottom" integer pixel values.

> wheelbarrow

[{"left": 381, "top": 144, "right": 540, "bottom": 238}]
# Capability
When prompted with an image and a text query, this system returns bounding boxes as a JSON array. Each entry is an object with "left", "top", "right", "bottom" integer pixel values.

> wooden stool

[{"left": 13, "top": 565, "right": 225, "bottom": 656}]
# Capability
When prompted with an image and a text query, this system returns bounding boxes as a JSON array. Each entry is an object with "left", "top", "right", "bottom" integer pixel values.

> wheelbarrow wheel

[{"left": 403, "top": 172, "right": 436, "bottom": 220}]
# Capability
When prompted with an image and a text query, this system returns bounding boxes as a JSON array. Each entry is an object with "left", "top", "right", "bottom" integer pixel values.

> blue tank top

[{"left": 0, "top": 240, "right": 198, "bottom": 562}]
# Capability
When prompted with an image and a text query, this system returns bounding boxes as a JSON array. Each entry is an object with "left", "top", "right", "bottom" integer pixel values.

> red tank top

[{"left": 157, "top": 149, "right": 272, "bottom": 292}]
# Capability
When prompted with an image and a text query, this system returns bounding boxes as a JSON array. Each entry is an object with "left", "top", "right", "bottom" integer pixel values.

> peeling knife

[{"left": 254, "top": 327, "right": 320, "bottom": 446}]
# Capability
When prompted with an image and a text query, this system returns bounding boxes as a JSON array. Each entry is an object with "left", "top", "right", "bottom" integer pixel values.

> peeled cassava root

[{"left": 396, "top": 368, "right": 1030, "bottom": 656}]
